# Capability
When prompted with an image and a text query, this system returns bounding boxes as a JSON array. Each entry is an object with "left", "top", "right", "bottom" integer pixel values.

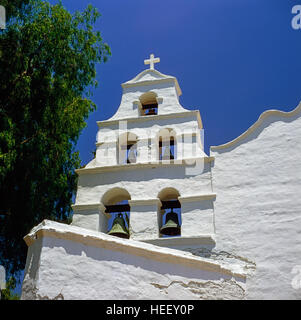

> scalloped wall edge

[{"left": 210, "top": 101, "right": 301, "bottom": 152}]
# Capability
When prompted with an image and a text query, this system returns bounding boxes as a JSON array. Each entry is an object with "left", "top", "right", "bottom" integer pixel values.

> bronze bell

[
  {"left": 160, "top": 208, "right": 180, "bottom": 236},
  {"left": 108, "top": 213, "right": 129, "bottom": 239}
]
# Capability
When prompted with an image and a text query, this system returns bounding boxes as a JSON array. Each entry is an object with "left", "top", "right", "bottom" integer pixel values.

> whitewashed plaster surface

[
  {"left": 93, "top": 113, "right": 205, "bottom": 167},
  {"left": 21, "top": 220, "right": 246, "bottom": 300},
  {"left": 109, "top": 69, "right": 186, "bottom": 120},
  {"left": 75, "top": 162, "right": 212, "bottom": 204},
  {"left": 72, "top": 162, "right": 215, "bottom": 241},
  {"left": 210, "top": 103, "right": 301, "bottom": 299},
  {"left": 89, "top": 68, "right": 205, "bottom": 168}
]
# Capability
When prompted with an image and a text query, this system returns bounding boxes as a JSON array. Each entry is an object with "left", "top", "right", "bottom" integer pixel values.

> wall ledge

[
  {"left": 142, "top": 235, "right": 216, "bottom": 247},
  {"left": 75, "top": 156, "right": 215, "bottom": 175},
  {"left": 97, "top": 110, "right": 202, "bottom": 128},
  {"left": 23, "top": 220, "right": 246, "bottom": 280},
  {"left": 179, "top": 194, "right": 216, "bottom": 203}
]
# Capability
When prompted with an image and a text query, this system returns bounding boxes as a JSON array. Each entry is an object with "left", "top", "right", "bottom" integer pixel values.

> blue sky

[{"left": 54, "top": 0, "right": 301, "bottom": 163}]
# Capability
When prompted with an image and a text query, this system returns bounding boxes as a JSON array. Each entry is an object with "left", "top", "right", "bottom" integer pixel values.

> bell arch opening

[
  {"left": 101, "top": 188, "right": 131, "bottom": 239},
  {"left": 157, "top": 128, "right": 177, "bottom": 161},
  {"left": 139, "top": 91, "right": 158, "bottom": 116},
  {"left": 158, "top": 188, "right": 181, "bottom": 238},
  {"left": 117, "top": 132, "right": 138, "bottom": 164}
]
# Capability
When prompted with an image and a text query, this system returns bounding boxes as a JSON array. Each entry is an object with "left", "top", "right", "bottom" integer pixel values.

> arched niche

[
  {"left": 139, "top": 91, "right": 158, "bottom": 116},
  {"left": 157, "top": 128, "right": 177, "bottom": 161},
  {"left": 100, "top": 188, "right": 131, "bottom": 239},
  {"left": 157, "top": 188, "right": 181, "bottom": 237},
  {"left": 102, "top": 187, "right": 131, "bottom": 206},
  {"left": 117, "top": 132, "right": 138, "bottom": 164}
]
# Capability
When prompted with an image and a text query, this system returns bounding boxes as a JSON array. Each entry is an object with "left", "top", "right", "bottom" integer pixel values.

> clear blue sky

[{"left": 51, "top": 0, "right": 301, "bottom": 164}]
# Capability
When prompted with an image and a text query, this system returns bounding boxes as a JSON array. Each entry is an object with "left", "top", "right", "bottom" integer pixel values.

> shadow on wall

[{"left": 42, "top": 236, "right": 241, "bottom": 284}]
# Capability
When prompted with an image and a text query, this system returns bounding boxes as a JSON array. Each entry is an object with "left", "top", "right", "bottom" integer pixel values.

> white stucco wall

[
  {"left": 109, "top": 69, "right": 186, "bottom": 121},
  {"left": 210, "top": 103, "right": 301, "bottom": 299},
  {"left": 89, "top": 68, "right": 204, "bottom": 168},
  {"left": 72, "top": 161, "right": 216, "bottom": 241},
  {"left": 76, "top": 162, "right": 213, "bottom": 205},
  {"left": 21, "top": 221, "right": 246, "bottom": 300},
  {"left": 93, "top": 113, "right": 204, "bottom": 167}
]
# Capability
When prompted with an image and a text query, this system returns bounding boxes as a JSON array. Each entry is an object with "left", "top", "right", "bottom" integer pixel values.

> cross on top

[{"left": 144, "top": 54, "right": 160, "bottom": 70}]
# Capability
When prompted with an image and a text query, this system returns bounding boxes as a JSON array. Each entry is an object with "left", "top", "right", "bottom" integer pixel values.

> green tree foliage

[
  {"left": 1, "top": 276, "right": 20, "bottom": 300},
  {"left": 0, "top": 0, "right": 110, "bottom": 275},
  {"left": 0, "top": 0, "right": 30, "bottom": 20}
]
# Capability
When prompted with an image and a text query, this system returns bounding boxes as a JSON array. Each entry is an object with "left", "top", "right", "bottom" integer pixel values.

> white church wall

[
  {"left": 72, "top": 161, "right": 215, "bottom": 234},
  {"left": 21, "top": 220, "right": 246, "bottom": 300},
  {"left": 109, "top": 71, "right": 188, "bottom": 121},
  {"left": 94, "top": 113, "right": 205, "bottom": 167},
  {"left": 72, "top": 162, "right": 215, "bottom": 239},
  {"left": 180, "top": 199, "right": 215, "bottom": 237},
  {"left": 118, "top": 82, "right": 185, "bottom": 119},
  {"left": 97, "top": 113, "right": 201, "bottom": 142},
  {"left": 75, "top": 162, "right": 213, "bottom": 205},
  {"left": 72, "top": 207, "right": 99, "bottom": 232},
  {"left": 128, "top": 199, "right": 160, "bottom": 240},
  {"left": 94, "top": 141, "right": 117, "bottom": 167},
  {"left": 210, "top": 103, "right": 301, "bottom": 299}
]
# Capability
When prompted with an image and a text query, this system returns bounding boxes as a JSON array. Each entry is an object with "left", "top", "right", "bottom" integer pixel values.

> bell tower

[
  {"left": 21, "top": 54, "right": 252, "bottom": 300},
  {"left": 72, "top": 54, "right": 216, "bottom": 251}
]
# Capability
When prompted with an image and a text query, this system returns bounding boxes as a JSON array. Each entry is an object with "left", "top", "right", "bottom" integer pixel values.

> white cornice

[
  {"left": 142, "top": 235, "right": 216, "bottom": 247},
  {"left": 97, "top": 110, "right": 203, "bottom": 129},
  {"left": 95, "top": 131, "right": 199, "bottom": 146},
  {"left": 72, "top": 195, "right": 216, "bottom": 211},
  {"left": 179, "top": 194, "right": 216, "bottom": 203},
  {"left": 75, "top": 156, "right": 215, "bottom": 175},
  {"left": 71, "top": 203, "right": 101, "bottom": 211},
  {"left": 211, "top": 102, "right": 301, "bottom": 152},
  {"left": 128, "top": 199, "right": 162, "bottom": 206}
]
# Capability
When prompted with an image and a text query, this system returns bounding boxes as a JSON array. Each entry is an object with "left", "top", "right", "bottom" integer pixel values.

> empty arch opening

[
  {"left": 118, "top": 132, "right": 138, "bottom": 164},
  {"left": 157, "top": 128, "right": 177, "bottom": 161}
]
